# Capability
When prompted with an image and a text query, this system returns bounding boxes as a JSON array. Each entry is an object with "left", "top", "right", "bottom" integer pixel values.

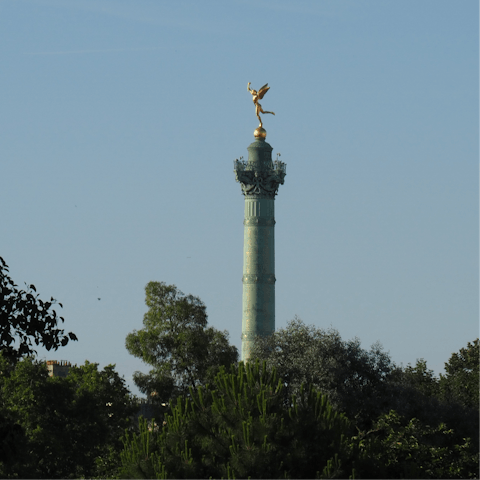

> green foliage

[
  {"left": 440, "top": 338, "right": 479, "bottom": 409},
  {"left": 125, "top": 281, "right": 238, "bottom": 405},
  {"left": 250, "top": 317, "right": 394, "bottom": 429},
  {"left": 387, "top": 348, "right": 479, "bottom": 457},
  {"left": 355, "top": 410, "right": 479, "bottom": 479},
  {"left": 385, "top": 359, "right": 446, "bottom": 427},
  {"left": 0, "top": 356, "right": 137, "bottom": 479},
  {"left": 0, "top": 256, "right": 77, "bottom": 361},
  {"left": 120, "top": 361, "right": 355, "bottom": 479},
  {"left": 250, "top": 320, "right": 479, "bottom": 478},
  {"left": 401, "top": 359, "right": 439, "bottom": 397}
]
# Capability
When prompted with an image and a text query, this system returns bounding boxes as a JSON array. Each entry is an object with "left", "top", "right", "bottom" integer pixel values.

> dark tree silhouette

[{"left": 0, "top": 256, "right": 77, "bottom": 361}]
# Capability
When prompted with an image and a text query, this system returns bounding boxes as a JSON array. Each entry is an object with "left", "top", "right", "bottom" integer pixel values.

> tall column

[{"left": 234, "top": 128, "right": 286, "bottom": 361}]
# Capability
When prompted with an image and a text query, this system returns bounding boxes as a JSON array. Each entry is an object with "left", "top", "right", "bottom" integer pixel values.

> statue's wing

[{"left": 257, "top": 83, "right": 270, "bottom": 100}]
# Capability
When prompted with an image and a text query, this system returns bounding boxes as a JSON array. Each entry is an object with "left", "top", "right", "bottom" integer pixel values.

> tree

[
  {"left": 355, "top": 410, "right": 479, "bottom": 479},
  {"left": 125, "top": 282, "right": 238, "bottom": 405},
  {"left": 250, "top": 317, "right": 394, "bottom": 430},
  {"left": 119, "top": 361, "right": 356, "bottom": 479},
  {"left": 251, "top": 319, "right": 479, "bottom": 465},
  {"left": 0, "top": 355, "right": 137, "bottom": 478},
  {"left": 399, "top": 358, "right": 439, "bottom": 397},
  {"left": 440, "top": 338, "right": 479, "bottom": 409},
  {"left": 0, "top": 256, "right": 77, "bottom": 361}
]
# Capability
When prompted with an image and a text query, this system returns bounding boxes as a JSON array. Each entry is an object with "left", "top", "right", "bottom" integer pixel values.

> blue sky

[{"left": 1, "top": 0, "right": 478, "bottom": 396}]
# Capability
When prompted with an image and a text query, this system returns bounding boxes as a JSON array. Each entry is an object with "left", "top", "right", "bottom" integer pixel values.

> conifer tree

[{"left": 120, "top": 361, "right": 355, "bottom": 479}]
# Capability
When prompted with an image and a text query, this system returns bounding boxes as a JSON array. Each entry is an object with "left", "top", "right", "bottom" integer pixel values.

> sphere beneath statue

[{"left": 254, "top": 127, "right": 267, "bottom": 139}]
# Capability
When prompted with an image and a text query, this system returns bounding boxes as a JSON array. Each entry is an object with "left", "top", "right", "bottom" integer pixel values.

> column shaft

[{"left": 241, "top": 197, "right": 275, "bottom": 360}]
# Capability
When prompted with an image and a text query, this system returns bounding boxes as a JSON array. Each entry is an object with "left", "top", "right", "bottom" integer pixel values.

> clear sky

[{"left": 1, "top": 0, "right": 478, "bottom": 397}]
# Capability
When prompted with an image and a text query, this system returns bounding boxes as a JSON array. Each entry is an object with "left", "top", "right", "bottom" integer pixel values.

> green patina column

[{"left": 234, "top": 129, "right": 286, "bottom": 361}]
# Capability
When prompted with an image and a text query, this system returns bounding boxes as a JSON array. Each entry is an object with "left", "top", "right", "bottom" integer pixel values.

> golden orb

[{"left": 254, "top": 127, "right": 267, "bottom": 139}]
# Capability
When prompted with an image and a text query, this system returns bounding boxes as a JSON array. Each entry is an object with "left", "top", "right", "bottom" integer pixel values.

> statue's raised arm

[{"left": 247, "top": 82, "right": 275, "bottom": 128}]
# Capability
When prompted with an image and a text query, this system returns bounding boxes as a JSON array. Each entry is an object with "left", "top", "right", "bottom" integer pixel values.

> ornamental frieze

[
  {"left": 242, "top": 273, "right": 276, "bottom": 284},
  {"left": 243, "top": 217, "right": 276, "bottom": 226},
  {"left": 234, "top": 157, "right": 286, "bottom": 198},
  {"left": 241, "top": 331, "right": 274, "bottom": 341}
]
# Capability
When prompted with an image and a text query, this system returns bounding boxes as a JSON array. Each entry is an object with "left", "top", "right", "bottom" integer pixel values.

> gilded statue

[{"left": 247, "top": 82, "right": 275, "bottom": 128}]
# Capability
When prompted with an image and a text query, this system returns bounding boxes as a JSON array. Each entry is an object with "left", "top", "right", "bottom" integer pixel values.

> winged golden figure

[{"left": 248, "top": 82, "right": 275, "bottom": 128}]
